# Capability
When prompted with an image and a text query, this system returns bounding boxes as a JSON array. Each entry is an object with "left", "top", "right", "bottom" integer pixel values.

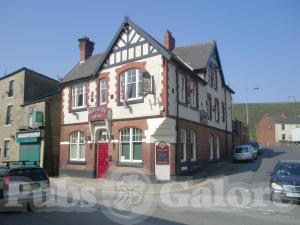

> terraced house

[{"left": 59, "top": 17, "right": 234, "bottom": 180}]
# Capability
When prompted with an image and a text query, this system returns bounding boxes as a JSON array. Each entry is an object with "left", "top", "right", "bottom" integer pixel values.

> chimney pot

[
  {"left": 78, "top": 36, "right": 94, "bottom": 62},
  {"left": 164, "top": 30, "right": 175, "bottom": 51}
]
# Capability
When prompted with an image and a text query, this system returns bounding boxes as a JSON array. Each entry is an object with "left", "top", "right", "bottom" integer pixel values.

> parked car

[
  {"left": 247, "top": 141, "right": 262, "bottom": 155},
  {"left": 270, "top": 160, "right": 300, "bottom": 203},
  {"left": 0, "top": 161, "right": 50, "bottom": 211},
  {"left": 233, "top": 145, "right": 257, "bottom": 162}
]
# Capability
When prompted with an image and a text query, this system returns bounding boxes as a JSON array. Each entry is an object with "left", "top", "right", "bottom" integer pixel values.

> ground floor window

[
  {"left": 120, "top": 128, "right": 142, "bottom": 162},
  {"left": 282, "top": 134, "right": 286, "bottom": 141},
  {"left": 180, "top": 129, "right": 187, "bottom": 162},
  {"left": 190, "top": 131, "right": 196, "bottom": 161},
  {"left": 3, "top": 140, "right": 10, "bottom": 158},
  {"left": 70, "top": 131, "right": 85, "bottom": 161}
]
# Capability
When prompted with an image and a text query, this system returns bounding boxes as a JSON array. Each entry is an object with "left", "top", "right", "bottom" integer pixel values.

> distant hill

[{"left": 232, "top": 102, "right": 300, "bottom": 138}]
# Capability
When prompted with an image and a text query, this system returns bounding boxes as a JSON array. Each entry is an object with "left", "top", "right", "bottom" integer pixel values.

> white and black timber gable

[{"left": 93, "top": 16, "right": 173, "bottom": 73}]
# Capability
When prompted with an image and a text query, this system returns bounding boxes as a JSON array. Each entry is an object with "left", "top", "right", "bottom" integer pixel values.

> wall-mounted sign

[
  {"left": 88, "top": 106, "right": 107, "bottom": 122},
  {"left": 17, "top": 131, "right": 41, "bottom": 139},
  {"left": 156, "top": 142, "right": 169, "bottom": 165}
]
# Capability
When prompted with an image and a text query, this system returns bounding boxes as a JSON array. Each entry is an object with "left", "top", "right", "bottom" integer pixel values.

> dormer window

[{"left": 72, "top": 84, "right": 86, "bottom": 109}]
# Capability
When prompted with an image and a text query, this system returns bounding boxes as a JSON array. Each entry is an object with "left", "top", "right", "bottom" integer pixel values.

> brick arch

[{"left": 115, "top": 61, "right": 146, "bottom": 102}]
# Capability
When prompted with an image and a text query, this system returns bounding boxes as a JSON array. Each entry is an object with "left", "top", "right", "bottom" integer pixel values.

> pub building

[{"left": 59, "top": 17, "right": 234, "bottom": 181}]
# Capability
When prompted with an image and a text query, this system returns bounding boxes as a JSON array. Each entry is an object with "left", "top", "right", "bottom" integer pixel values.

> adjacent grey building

[{"left": 0, "top": 67, "right": 60, "bottom": 175}]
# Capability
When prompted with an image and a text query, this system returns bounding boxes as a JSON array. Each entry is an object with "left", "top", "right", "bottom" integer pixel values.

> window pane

[
  {"left": 121, "top": 143, "right": 130, "bottom": 160},
  {"left": 133, "top": 143, "right": 142, "bottom": 160},
  {"left": 70, "top": 144, "right": 77, "bottom": 159},
  {"left": 128, "top": 83, "right": 136, "bottom": 99},
  {"left": 77, "top": 94, "right": 83, "bottom": 107},
  {"left": 79, "top": 144, "right": 85, "bottom": 160}
]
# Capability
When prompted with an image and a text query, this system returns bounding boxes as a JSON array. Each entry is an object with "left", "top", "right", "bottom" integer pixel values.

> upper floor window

[
  {"left": 8, "top": 80, "right": 14, "bottom": 97},
  {"left": 120, "top": 127, "right": 142, "bottom": 162},
  {"left": 190, "top": 131, "right": 196, "bottom": 161},
  {"left": 221, "top": 102, "right": 225, "bottom": 122},
  {"left": 178, "top": 74, "right": 186, "bottom": 103},
  {"left": 72, "top": 84, "right": 86, "bottom": 109},
  {"left": 70, "top": 131, "right": 85, "bottom": 161},
  {"left": 281, "top": 124, "right": 285, "bottom": 130},
  {"left": 180, "top": 129, "right": 187, "bottom": 162},
  {"left": 189, "top": 81, "right": 197, "bottom": 107},
  {"left": 5, "top": 106, "right": 12, "bottom": 125},
  {"left": 207, "top": 95, "right": 212, "bottom": 120},
  {"left": 99, "top": 79, "right": 107, "bottom": 104},
  {"left": 28, "top": 106, "right": 36, "bottom": 128},
  {"left": 214, "top": 98, "right": 220, "bottom": 122},
  {"left": 120, "top": 69, "right": 142, "bottom": 101}
]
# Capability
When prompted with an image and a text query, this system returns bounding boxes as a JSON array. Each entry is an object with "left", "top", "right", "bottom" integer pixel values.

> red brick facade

[{"left": 256, "top": 114, "right": 276, "bottom": 146}]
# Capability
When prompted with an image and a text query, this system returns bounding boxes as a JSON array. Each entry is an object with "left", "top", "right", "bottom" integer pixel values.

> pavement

[{"left": 1, "top": 144, "right": 300, "bottom": 225}]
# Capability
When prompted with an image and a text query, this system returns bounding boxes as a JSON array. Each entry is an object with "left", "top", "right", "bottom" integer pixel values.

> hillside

[{"left": 232, "top": 102, "right": 300, "bottom": 138}]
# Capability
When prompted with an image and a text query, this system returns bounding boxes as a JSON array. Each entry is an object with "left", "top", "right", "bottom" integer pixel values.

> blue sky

[{"left": 0, "top": 0, "right": 299, "bottom": 103}]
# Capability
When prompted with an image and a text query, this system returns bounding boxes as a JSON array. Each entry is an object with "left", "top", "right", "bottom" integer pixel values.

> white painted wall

[{"left": 275, "top": 123, "right": 300, "bottom": 142}]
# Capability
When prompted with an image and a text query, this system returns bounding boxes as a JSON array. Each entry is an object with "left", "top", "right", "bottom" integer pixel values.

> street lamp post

[{"left": 245, "top": 87, "right": 259, "bottom": 126}]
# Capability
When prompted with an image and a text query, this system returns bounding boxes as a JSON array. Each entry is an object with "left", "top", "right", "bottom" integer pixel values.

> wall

[
  {"left": 275, "top": 123, "right": 299, "bottom": 142},
  {"left": 256, "top": 115, "right": 276, "bottom": 146}
]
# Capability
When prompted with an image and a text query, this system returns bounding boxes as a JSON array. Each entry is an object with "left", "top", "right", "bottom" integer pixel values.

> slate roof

[
  {"left": 270, "top": 115, "right": 300, "bottom": 124},
  {"left": 60, "top": 53, "right": 104, "bottom": 84},
  {"left": 173, "top": 42, "right": 214, "bottom": 70}
]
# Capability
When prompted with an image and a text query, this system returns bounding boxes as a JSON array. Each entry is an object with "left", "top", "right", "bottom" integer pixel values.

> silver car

[
  {"left": 0, "top": 161, "right": 50, "bottom": 211},
  {"left": 233, "top": 145, "right": 257, "bottom": 162}
]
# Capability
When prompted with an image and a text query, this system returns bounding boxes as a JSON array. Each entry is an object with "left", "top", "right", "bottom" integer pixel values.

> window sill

[
  {"left": 69, "top": 107, "right": 87, "bottom": 113},
  {"left": 4, "top": 124, "right": 11, "bottom": 127},
  {"left": 67, "top": 160, "right": 86, "bottom": 165},
  {"left": 190, "top": 106, "right": 198, "bottom": 111},
  {"left": 178, "top": 102, "right": 188, "bottom": 107},
  {"left": 117, "top": 98, "right": 144, "bottom": 106},
  {"left": 116, "top": 162, "right": 143, "bottom": 168},
  {"left": 7, "top": 96, "right": 13, "bottom": 99}
]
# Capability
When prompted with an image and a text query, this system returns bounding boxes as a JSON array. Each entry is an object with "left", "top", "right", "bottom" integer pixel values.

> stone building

[
  {"left": 0, "top": 67, "right": 60, "bottom": 175},
  {"left": 59, "top": 17, "right": 234, "bottom": 180}
]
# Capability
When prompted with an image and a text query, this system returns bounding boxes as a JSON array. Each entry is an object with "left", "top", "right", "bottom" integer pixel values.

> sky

[{"left": 0, "top": 0, "right": 299, "bottom": 103}]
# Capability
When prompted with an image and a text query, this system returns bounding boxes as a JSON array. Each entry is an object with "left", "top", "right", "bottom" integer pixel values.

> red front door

[{"left": 97, "top": 143, "right": 108, "bottom": 178}]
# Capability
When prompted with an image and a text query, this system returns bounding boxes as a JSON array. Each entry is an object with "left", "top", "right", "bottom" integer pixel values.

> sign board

[
  {"left": 156, "top": 142, "right": 169, "bottom": 165},
  {"left": 17, "top": 131, "right": 40, "bottom": 139},
  {"left": 88, "top": 106, "right": 107, "bottom": 122}
]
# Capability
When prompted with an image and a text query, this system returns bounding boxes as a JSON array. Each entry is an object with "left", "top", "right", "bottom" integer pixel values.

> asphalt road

[{"left": 1, "top": 144, "right": 300, "bottom": 225}]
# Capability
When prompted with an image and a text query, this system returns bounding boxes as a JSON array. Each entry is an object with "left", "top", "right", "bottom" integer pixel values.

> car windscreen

[
  {"left": 274, "top": 164, "right": 300, "bottom": 176},
  {"left": 8, "top": 168, "right": 47, "bottom": 182},
  {"left": 248, "top": 142, "right": 259, "bottom": 148},
  {"left": 235, "top": 147, "right": 249, "bottom": 153}
]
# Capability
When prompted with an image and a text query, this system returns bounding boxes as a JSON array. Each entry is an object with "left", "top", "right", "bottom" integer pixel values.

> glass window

[
  {"left": 70, "top": 131, "right": 85, "bottom": 161},
  {"left": 5, "top": 106, "right": 12, "bottom": 125},
  {"left": 281, "top": 124, "right": 285, "bottom": 130},
  {"left": 207, "top": 95, "right": 212, "bottom": 120},
  {"left": 28, "top": 106, "right": 36, "bottom": 128},
  {"left": 120, "top": 69, "right": 142, "bottom": 101},
  {"left": 99, "top": 79, "right": 107, "bottom": 104},
  {"left": 190, "top": 81, "right": 197, "bottom": 107},
  {"left": 190, "top": 131, "right": 196, "bottom": 161},
  {"left": 8, "top": 80, "right": 14, "bottom": 97},
  {"left": 178, "top": 74, "right": 185, "bottom": 103},
  {"left": 215, "top": 99, "right": 220, "bottom": 122},
  {"left": 221, "top": 102, "right": 225, "bottom": 122},
  {"left": 72, "top": 84, "right": 86, "bottom": 109},
  {"left": 282, "top": 134, "right": 286, "bottom": 141},
  {"left": 3, "top": 140, "right": 9, "bottom": 158},
  {"left": 120, "top": 128, "right": 142, "bottom": 162},
  {"left": 180, "top": 129, "right": 186, "bottom": 162}
]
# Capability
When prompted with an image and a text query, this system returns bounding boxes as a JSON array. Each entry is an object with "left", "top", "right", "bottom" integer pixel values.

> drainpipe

[{"left": 224, "top": 88, "right": 228, "bottom": 157}]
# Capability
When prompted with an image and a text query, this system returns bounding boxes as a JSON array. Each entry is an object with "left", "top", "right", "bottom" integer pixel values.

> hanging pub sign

[
  {"left": 88, "top": 106, "right": 107, "bottom": 122},
  {"left": 156, "top": 142, "right": 169, "bottom": 165}
]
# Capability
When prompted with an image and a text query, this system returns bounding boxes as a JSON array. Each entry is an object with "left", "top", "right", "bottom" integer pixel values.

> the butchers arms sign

[{"left": 88, "top": 106, "right": 107, "bottom": 122}]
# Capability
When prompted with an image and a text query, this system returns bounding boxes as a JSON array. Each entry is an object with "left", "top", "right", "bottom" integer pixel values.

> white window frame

[
  {"left": 72, "top": 84, "right": 86, "bottom": 109},
  {"left": 180, "top": 129, "right": 187, "bottom": 162},
  {"left": 69, "top": 131, "right": 86, "bottom": 161},
  {"left": 190, "top": 131, "right": 196, "bottom": 161},
  {"left": 178, "top": 74, "right": 186, "bottom": 103},
  {"left": 120, "top": 127, "right": 142, "bottom": 163},
  {"left": 99, "top": 79, "right": 107, "bottom": 105},
  {"left": 282, "top": 134, "right": 286, "bottom": 141},
  {"left": 120, "top": 69, "right": 143, "bottom": 102},
  {"left": 281, "top": 124, "right": 285, "bottom": 130},
  {"left": 189, "top": 81, "right": 196, "bottom": 107}
]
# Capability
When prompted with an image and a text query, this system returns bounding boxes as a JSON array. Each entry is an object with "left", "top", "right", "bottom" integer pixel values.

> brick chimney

[
  {"left": 78, "top": 36, "right": 94, "bottom": 62},
  {"left": 164, "top": 30, "right": 175, "bottom": 51}
]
